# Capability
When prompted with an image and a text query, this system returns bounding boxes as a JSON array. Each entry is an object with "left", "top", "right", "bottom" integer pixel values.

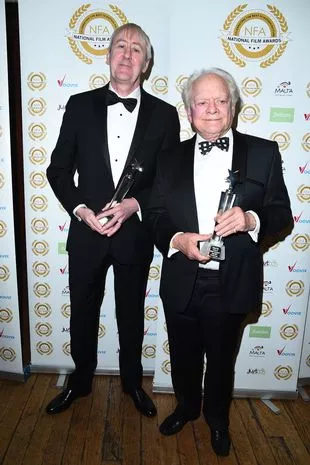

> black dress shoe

[
  {"left": 45, "top": 388, "right": 90, "bottom": 415},
  {"left": 125, "top": 387, "right": 157, "bottom": 417},
  {"left": 210, "top": 429, "right": 231, "bottom": 456},
  {"left": 159, "top": 412, "right": 188, "bottom": 436}
]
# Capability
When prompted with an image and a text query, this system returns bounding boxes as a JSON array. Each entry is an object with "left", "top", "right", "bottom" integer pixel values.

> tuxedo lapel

[
  {"left": 178, "top": 137, "right": 199, "bottom": 231},
  {"left": 231, "top": 129, "right": 247, "bottom": 201},
  {"left": 92, "top": 84, "right": 112, "bottom": 173}
]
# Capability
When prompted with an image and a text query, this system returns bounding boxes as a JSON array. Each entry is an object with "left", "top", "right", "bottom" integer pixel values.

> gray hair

[
  {"left": 181, "top": 68, "right": 240, "bottom": 111},
  {"left": 108, "top": 23, "right": 152, "bottom": 62}
]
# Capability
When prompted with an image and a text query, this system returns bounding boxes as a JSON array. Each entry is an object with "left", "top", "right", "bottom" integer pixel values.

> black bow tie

[
  {"left": 106, "top": 89, "right": 137, "bottom": 113},
  {"left": 198, "top": 137, "right": 229, "bottom": 155}
]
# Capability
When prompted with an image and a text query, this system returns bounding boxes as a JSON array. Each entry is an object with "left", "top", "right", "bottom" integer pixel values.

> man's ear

[
  {"left": 187, "top": 109, "right": 193, "bottom": 124},
  {"left": 142, "top": 59, "right": 150, "bottom": 74},
  {"left": 106, "top": 52, "right": 110, "bottom": 65}
]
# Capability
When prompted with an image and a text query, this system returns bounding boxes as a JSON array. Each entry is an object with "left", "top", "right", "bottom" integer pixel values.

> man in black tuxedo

[
  {"left": 145, "top": 68, "right": 293, "bottom": 455},
  {"left": 45, "top": 23, "right": 180, "bottom": 416}
]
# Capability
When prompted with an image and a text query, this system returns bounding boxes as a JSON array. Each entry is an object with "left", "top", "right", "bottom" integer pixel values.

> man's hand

[
  {"left": 76, "top": 206, "right": 105, "bottom": 234},
  {"left": 214, "top": 207, "right": 256, "bottom": 237},
  {"left": 172, "top": 232, "right": 212, "bottom": 263},
  {"left": 96, "top": 198, "right": 139, "bottom": 237}
]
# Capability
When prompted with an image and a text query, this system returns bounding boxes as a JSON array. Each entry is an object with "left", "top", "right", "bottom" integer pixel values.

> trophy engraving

[
  {"left": 98, "top": 158, "right": 143, "bottom": 225},
  {"left": 201, "top": 170, "right": 239, "bottom": 260}
]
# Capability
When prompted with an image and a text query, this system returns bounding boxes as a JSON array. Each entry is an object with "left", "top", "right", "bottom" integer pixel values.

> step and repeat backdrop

[
  {"left": 0, "top": 0, "right": 24, "bottom": 378},
  {"left": 15, "top": 0, "right": 310, "bottom": 395}
]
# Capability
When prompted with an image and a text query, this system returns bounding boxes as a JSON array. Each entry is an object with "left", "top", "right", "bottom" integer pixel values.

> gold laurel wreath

[
  {"left": 222, "top": 4, "right": 247, "bottom": 68},
  {"left": 260, "top": 5, "right": 288, "bottom": 68},
  {"left": 109, "top": 4, "right": 128, "bottom": 24},
  {"left": 68, "top": 4, "right": 93, "bottom": 65}
]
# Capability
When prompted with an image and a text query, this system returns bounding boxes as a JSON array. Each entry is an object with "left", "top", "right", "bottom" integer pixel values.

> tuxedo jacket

[
  {"left": 47, "top": 84, "right": 180, "bottom": 265},
  {"left": 145, "top": 130, "right": 293, "bottom": 315}
]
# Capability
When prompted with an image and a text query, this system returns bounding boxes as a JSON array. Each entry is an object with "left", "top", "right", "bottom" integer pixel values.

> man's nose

[
  {"left": 123, "top": 46, "right": 132, "bottom": 59},
  {"left": 207, "top": 100, "right": 218, "bottom": 113}
]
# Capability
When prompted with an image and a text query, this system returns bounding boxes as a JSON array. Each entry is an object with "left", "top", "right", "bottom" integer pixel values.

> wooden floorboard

[{"left": 0, "top": 374, "right": 309, "bottom": 465}]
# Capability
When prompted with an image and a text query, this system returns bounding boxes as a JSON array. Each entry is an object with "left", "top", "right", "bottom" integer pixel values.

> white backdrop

[
  {"left": 0, "top": 0, "right": 24, "bottom": 378},
  {"left": 17, "top": 0, "right": 310, "bottom": 396}
]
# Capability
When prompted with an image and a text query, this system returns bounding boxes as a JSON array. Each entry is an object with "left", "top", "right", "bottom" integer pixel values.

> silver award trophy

[
  {"left": 98, "top": 158, "right": 143, "bottom": 225},
  {"left": 201, "top": 170, "right": 239, "bottom": 261}
]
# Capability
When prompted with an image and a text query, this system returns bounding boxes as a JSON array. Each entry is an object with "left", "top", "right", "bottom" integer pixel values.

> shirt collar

[
  {"left": 109, "top": 83, "right": 141, "bottom": 102},
  {"left": 196, "top": 128, "right": 233, "bottom": 146}
]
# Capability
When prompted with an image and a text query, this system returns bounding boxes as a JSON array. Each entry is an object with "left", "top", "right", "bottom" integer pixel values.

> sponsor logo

[
  {"left": 28, "top": 123, "right": 47, "bottom": 141},
  {"left": 0, "top": 329, "right": 14, "bottom": 340},
  {"left": 270, "top": 107, "right": 294, "bottom": 122},
  {"left": 144, "top": 306, "right": 158, "bottom": 321},
  {"left": 270, "top": 131, "right": 290, "bottom": 151},
  {"left": 301, "top": 134, "right": 310, "bottom": 152},
  {"left": 180, "top": 128, "right": 194, "bottom": 141},
  {"left": 249, "top": 345, "right": 266, "bottom": 357},
  {"left": 288, "top": 261, "right": 307, "bottom": 273},
  {"left": 0, "top": 126, "right": 3, "bottom": 137},
  {"left": 285, "top": 280, "right": 304, "bottom": 297},
  {"left": 28, "top": 97, "right": 47, "bottom": 116},
  {"left": 29, "top": 147, "right": 47, "bottom": 165},
  {"left": 239, "top": 104, "right": 260, "bottom": 123},
  {"left": 276, "top": 346, "right": 295, "bottom": 357},
  {"left": 274, "top": 81, "right": 293, "bottom": 96},
  {"left": 89, "top": 73, "right": 109, "bottom": 89},
  {"left": 280, "top": 324, "right": 298, "bottom": 340},
  {"left": 261, "top": 301, "right": 272, "bottom": 317},
  {"left": 264, "top": 259, "right": 278, "bottom": 267},
  {"left": 299, "top": 162, "right": 310, "bottom": 175},
  {"left": 0, "top": 172, "right": 5, "bottom": 189},
  {"left": 296, "top": 184, "right": 310, "bottom": 202},
  {"left": 59, "top": 264, "right": 68, "bottom": 275},
  {"left": 148, "top": 265, "right": 160, "bottom": 280},
  {"left": 58, "top": 242, "right": 67, "bottom": 255},
  {"left": 61, "top": 303, "right": 71, "bottom": 318},
  {"left": 249, "top": 326, "right": 271, "bottom": 338},
  {"left": 32, "top": 261, "right": 50, "bottom": 277},
  {"left": 241, "top": 77, "right": 262, "bottom": 97},
  {"left": 0, "top": 265, "right": 10, "bottom": 282},
  {"left": 305, "top": 113, "right": 310, "bottom": 121},
  {"left": 0, "top": 220, "right": 7, "bottom": 237},
  {"left": 0, "top": 347, "right": 16, "bottom": 361},
  {"left": 161, "top": 359, "right": 171, "bottom": 374},
  {"left": 34, "top": 303, "right": 52, "bottom": 318},
  {"left": 306, "top": 355, "right": 310, "bottom": 368},
  {"left": 30, "top": 194, "right": 48, "bottom": 212},
  {"left": 145, "top": 288, "right": 158, "bottom": 299},
  {"left": 175, "top": 75, "right": 188, "bottom": 93},
  {"left": 98, "top": 323, "right": 106, "bottom": 338},
  {"left": 58, "top": 221, "right": 68, "bottom": 232},
  {"left": 36, "top": 341, "right": 53, "bottom": 355},
  {"left": 307, "top": 83, "right": 310, "bottom": 98},
  {"left": 32, "top": 240, "right": 49, "bottom": 256},
  {"left": 0, "top": 307, "right": 13, "bottom": 323},
  {"left": 282, "top": 304, "right": 302, "bottom": 317},
  {"left": 62, "top": 327, "right": 70, "bottom": 333},
  {"left": 294, "top": 211, "right": 310, "bottom": 224},
  {"left": 33, "top": 282, "right": 51, "bottom": 298},
  {"left": 29, "top": 171, "right": 47, "bottom": 189},
  {"left": 66, "top": 4, "right": 128, "bottom": 64},
  {"left": 27, "top": 72, "right": 47, "bottom": 91},
  {"left": 62, "top": 285, "right": 70, "bottom": 296},
  {"left": 263, "top": 280, "right": 273, "bottom": 293},
  {"left": 162, "top": 339, "right": 170, "bottom": 355},
  {"left": 142, "top": 344, "right": 156, "bottom": 358},
  {"left": 31, "top": 218, "right": 49, "bottom": 235},
  {"left": 274, "top": 365, "right": 293, "bottom": 380},
  {"left": 151, "top": 76, "right": 168, "bottom": 95},
  {"left": 291, "top": 233, "right": 310, "bottom": 251},
  {"left": 57, "top": 74, "right": 78, "bottom": 88},
  {"left": 246, "top": 368, "right": 266, "bottom": 375},
  {"left": 35, "top": 322, "right": 53, "bottom": 337},
  {"left": 62, "top": 342, "right": 71, "bottom": 356},
  {"left": 176, "top": 101, "right": 187, "bottom": 120}
]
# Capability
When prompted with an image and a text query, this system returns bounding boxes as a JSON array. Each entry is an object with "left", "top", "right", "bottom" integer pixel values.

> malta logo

[
  {"left": 66, "top": 4, "right": 128, "bottom": 64},
  {"left": 221, "top": 4, "right": 290, "bottom": 68}
]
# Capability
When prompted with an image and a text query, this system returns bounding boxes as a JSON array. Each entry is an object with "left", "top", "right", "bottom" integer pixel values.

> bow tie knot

[
  {"left": 199, "top": 137, "right": 229, "bottom": 155},
  {"left": 106, "top": 89, "right": 137, "bottom": 113}
]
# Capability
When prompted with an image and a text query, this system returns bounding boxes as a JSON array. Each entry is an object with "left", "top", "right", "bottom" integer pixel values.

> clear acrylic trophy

[
  {"left": 200, "top": 170, "right": 238, "bottom": 261},
  {"left": 98, "top": 158, "right": 143, "bottom": 225}
]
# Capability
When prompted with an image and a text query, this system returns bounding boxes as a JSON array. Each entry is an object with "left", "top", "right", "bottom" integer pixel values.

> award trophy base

[{"left": 200, "top": 238, "right": 225, "bottom": 261}]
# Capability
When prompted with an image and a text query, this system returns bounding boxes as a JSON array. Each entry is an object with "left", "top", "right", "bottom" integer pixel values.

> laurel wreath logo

[
  {"left": 68, "top": 4, "right": 128, "bottom": 65},
  {"left": 260, "top": 5, "right": 288, "bottom": 68},
  {"left": 222, "top": 4, "right": 247, "bottom": 67}
]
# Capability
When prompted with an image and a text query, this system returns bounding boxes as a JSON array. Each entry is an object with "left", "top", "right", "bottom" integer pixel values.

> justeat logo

[
  {"left": 175, "top": 75, "right": 189, "bottom": 93},
  {"left": 151, "top": 76, "right": 168, "bottom": 95},
  {"left": 249, "top": 326, "right": 271, "bottom": 338},
  {"left": 301, "top": 134, "right": 310, "bottom": 152},
  {"left": 66, "top": 4, "right": 128, "bottom": 64},
  {"left": 27, "top": 72, "right": 47, "bottom": 91},
  {"left": 296, "top": 185, "right": 310, "bottom": 203},
  {"left": 240, "top": 77, "right": 262, "bottom": 97},
  {"left": 270, "top": 108, "right": 294, "bottom": 123},
  {"left": 221, "top": 4, "right": 290, "bottom": 68},
  {"left": 274, "top": 365, "right": 293, "bottom": 380},
  {"left": 89, "top": 73, "right": 109, "bottom": 89},
  {"left": 270, "top": 131, "right": 290, "bottom": 151},
  {"left": 29, "top": 147, "right": 47, "bottom": 165},
  {"left": 239, "top": 104, "right": 260, "bottom": 123},
  {"left": 291, "top": 233, "right": 310, "bottom": 251},
  {"left": 28, "top": 98, "right": 47, "bottom": 116}
]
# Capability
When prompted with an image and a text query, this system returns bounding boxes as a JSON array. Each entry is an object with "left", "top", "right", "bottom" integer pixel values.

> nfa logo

[
  {"left": 35, "top": 322, "right": 53, "bottom": 337},
  {"left": 33, "top": 282, "right": 51, "bottom": 298},
  {"left": 220, "top": 4, "right": 290, "bottom": 68},
  {"left": 270, "top": 131, "right": 290, "bottom": 151},
  {"left": 0, "top": 347, "right": 16, "bottom": 362},
  {"left": 151, "top": 76, "right": 168, "bottom": 95},
  {"left": 263, "top": 280, "right": 273, "bottom": 293},
  {"left": 274, "top": 81, "right": 293, "bottom": 96},
  {"left": 89, "top": 73, "right": 109, "bottom": 89},
  {"left": 0, "top": 172, "right": 5, "bottom": 189},
  {"left": 306, "top": 82, "right": 310, "bottom": 98},
  {"left": 299, "top": 162, "right": 310, "bottom": 175},
  {"left": 301, "top": 134, "right": 310, "bottom": 152},
  {"left": 62, "top": 342, "right": 71, "bottom": 356},
  {"left": 274, "top": 365, "right": 293, "bottom": 380},
  {"left": 239, "top": 104, "right": 260, "bottom": 123},
  {"left": 32, "top": 261, "right": 50, "bottom": 278},
  {"left": 61, "top": 303, "right": 71, "bottom": 318},
  {"left": 291, "top": 233, "right": 310, "bottom": 252},
  {"left": 144, "top": 306, "right": 158, "bottom": 321},
  {"left": 161, "top": 359, "right": 171, "bottom": 374},
  {"left": 29, "top": 171, "right": 47, "bottom": 189},
  {"left": 0, "top": 265, "right": 10, "bottom": 282},
  {"left": 285, "top": 280, "right": 304, "bottom": 297},
  {"left": 36, "top": 341, "right": 53, "bottom": 355},
  {"left": 261, "top": 301, "right": 272, "bottom": 317},
  {"left": 162, "top": 339, "right": 170, "bottom": 355},
  {"left": 240, "top": 77, "right": 262, "bottom": 97},
  {"left": 29, "top": 147, "right": 47, "bottom": 165},
  {"left": 306, "top": 355, "right": 310, "bottom": 368},
  {"left": 98, "top": 323, "right": 106, "bottom": 338},
  {"left": 249, "top": 345, "right": 266, "bottom": 357},
  {"left": 0, "top": 220, "right": 7, "bottom": 238},
  {"left": 31, "top": 218, "right": 49, "bottom": 235},
  {"left": 32, "top": 240, "right": 49, "bottom": 256},
  {"left": 30, "top": 194, "right": 48, "bottom": 212},
  {"left": 176, "top": 101, "right": 187, "bottom": 120},
  {"left": 0, "top": 307, "right": 13, "bottom": 323},
  {"left": 294, "top": 211, "right": 310, "bottom": 225},
  {"left": 28, "top": 123, "right": 47, "bottom": 141},
  {"left": 28, "top": 97, "right": 47, "bottom": 116},
  {"left": 27, "top": 72, "right": 47, "bottom": 91},
  {"left": 175, "top": 75, "right": 188, "bottom": 93},
  {"left": 34, "top": 303, "right": 52, "bottom": 318},
  {"left": 66, "top": 4, "right": 128, "bottom": 64},
  {"left": 280, "top": 324, "right": 298, "bottom": 340},
  {"left": 148, "top": 265, "right": 160, "bottom": 280},
  {"left": 296, "top": 185, "right": 310, "bottom": 203},
  {"left": 142, "top": 344, "right": 156, "bottom": 358}
]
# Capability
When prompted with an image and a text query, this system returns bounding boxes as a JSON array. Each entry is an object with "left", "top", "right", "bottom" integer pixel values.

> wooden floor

[{"left": 0, "top": 374, "right": 309, "bottom": 465}]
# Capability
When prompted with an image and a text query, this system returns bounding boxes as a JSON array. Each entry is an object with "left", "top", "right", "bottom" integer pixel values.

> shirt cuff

[
  {"left": 246, "top": 210, "right": 260, "bottom": 242},
  {"left": 168, "top": 232, "right": 183, "bottom": 257},
  {"left": 134, "top": 198, "right": 142, "bottom": 221},
  {"left": 73, "top": 204, "right": 87, "bottom": 221}
]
